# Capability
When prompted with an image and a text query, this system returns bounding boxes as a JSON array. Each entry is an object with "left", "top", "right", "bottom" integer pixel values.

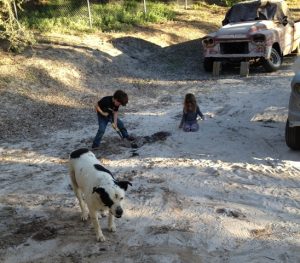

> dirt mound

[{"left": 111, "top": 36, "right": 206, "bottom": 80}]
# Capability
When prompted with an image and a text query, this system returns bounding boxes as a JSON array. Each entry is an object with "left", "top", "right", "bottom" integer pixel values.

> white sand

[{"left": 0, "top": 41, "right": 299, "bottom": 263}]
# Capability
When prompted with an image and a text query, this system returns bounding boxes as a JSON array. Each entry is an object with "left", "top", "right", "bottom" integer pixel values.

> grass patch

[
  {"left": 17, "top": 0, "right": 300, "bottom": 35},
  {"left": 20, "top": 0, "right": 176, "bottom": 33}
]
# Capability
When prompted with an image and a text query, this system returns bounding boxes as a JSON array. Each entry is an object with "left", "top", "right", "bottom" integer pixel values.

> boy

[{"left": 92, "top": 90, "right": 134, "bottom": 149}]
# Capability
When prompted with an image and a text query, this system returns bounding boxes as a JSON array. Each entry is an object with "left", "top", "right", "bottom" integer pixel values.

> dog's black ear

[
  {"left": 92, "top": 187, "right": 113, "bottom": 207},
  {"left": 115, "top": 181, "right": 132, "bottom": 191}
]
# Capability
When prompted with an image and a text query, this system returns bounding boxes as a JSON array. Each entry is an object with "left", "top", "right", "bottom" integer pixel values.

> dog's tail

[
  {"left": 69, "top": 153, "right": 79, "bottom": 190},
  {"left": 69, "top": 162, "right": 79, "bottom": 190}
]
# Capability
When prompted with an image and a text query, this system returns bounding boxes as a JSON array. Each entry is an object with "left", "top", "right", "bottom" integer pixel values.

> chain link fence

[
  {"left": 18, "top": 0, "right": 94, "bottom": 28},
  {"left": 16, "top": 0, "right": 156, "bottom": 30},
  {"left": 12, "top": 0, "right": 201, "bottom": 32}
]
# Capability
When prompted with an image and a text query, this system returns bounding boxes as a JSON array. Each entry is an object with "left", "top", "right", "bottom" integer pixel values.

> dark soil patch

[
  {"left": 130, "top": 131, "right": 171, "bottom": 149},
  {"left": 32, "top": 226, "right": 57, "bottom": 241},
  {"left": 216, "top": 208, "right": 246, "bottom": 219}
]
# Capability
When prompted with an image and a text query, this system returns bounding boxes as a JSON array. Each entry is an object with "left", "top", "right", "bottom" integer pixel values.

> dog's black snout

[{"left": 116, "top": 207, "right": 123, "bottom": 217}]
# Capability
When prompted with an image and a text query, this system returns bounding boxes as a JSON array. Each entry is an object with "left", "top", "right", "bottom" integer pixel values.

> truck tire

[
  {"left": 285, "top": 119, "right": 300, "bottom": 150},
  {"left": 203, "top": 58, "right": 214, "bottom": 72},
  {"left": 262, "top": 47, "right": 282, "bottom": 72}
]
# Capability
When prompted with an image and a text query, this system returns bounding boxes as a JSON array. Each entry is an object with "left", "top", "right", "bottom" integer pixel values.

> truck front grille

[{"left": 220, "top": 42, "right": 249, "bottom": 54}]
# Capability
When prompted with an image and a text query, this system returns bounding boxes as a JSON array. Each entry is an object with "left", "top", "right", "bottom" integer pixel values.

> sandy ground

[{"left": 1, "top": 9, "right": 300, "bottom": 262}]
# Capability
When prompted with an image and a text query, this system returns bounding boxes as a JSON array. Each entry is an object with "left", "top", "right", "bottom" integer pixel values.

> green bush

[{"left": 0, "top": 0, "right": 35, "bottom": 52}]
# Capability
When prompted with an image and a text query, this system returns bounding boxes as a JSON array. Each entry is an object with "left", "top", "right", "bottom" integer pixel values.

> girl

[{"left": 179, "top": 93, "right": 205, "bottom": 132}]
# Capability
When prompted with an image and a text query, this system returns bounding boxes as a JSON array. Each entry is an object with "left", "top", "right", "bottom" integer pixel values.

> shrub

[{"left": 0, "top": 0, "right": 35, "bottom": 52}]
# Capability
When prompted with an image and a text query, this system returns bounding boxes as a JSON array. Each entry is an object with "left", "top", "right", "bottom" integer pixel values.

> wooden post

[
  {"left": 240, "top": 62, "right": 249, "bottom": 77},
  {"left": 87, "top": 0, "right": 92, "bottom": 28},
  {"left": 213, "top": 61, "right": 221, "bottom": 76},
  {"left": 143, "top": 0, "right": 147, "bottom": 14}
]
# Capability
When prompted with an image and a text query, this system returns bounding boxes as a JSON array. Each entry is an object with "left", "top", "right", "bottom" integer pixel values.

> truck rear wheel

[
  {"left": 285, "top": 119, "right": 300, "bottom": 150},
  {"left": 263, "top": 48, "right": 282, "bottom": 72},
  {"left": 203, "top": 58, "right": 214, "bottom": 72}
]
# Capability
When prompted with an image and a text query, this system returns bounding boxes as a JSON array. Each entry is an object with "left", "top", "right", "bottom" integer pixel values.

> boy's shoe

[{"left": 125, "top": 135, "right": 135, "bottom": 141}]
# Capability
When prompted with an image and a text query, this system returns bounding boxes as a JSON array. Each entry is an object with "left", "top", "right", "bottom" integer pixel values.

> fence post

[
  {"left": 143, "top": 0, "right": 147, "bottom": 14},
  {"left": 86, "top": 0, "right": 92, "bottom": 28},
  {"left": 143, "top": 0, "right": 147, "bottom": 15},
  {"left": 13, "top": 1, "right": 18, "bottom": 21}
]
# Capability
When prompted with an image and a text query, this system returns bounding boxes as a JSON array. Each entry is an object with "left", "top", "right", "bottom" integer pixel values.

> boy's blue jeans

[{"left": 92, "top": 114, "right": 128, "bottom": 148}]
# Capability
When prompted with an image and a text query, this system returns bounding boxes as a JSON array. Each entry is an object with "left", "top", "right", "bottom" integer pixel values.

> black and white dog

[{"left": 69, "top": 148, "right": 132, "bottom": 242}]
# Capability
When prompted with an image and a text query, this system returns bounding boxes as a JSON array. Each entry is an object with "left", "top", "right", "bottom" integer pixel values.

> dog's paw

[
  {"left": 97, "top": 235, "right": 106, "bottom": 242},
  {"left": 81, "top": 213, "right": 89, "bottom": 221},
  {"left": 108, "top": 225, "right": 116, "bottom": 232}
]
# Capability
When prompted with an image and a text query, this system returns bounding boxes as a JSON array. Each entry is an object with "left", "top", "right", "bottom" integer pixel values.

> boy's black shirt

[{"left": 98, "top": 96, "right": 119, "bottom": 114}]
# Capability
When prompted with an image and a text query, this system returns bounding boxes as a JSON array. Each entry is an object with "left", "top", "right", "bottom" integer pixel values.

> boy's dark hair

[{"left": 113, "top": 90, "right": 128, "bottom": 106}]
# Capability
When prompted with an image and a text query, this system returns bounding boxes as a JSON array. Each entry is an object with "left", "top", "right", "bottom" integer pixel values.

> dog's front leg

[
  {"left": 108, "top": 213, "right": 116, "bottom": 232},
  {"left": 89, "top": 208, "right": 106, "bottom": 242}
]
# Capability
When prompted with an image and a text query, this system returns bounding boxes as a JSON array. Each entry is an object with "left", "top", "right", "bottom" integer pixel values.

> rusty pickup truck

[{"left": 202, "top": 0, "right": 300, "bottom": 73}]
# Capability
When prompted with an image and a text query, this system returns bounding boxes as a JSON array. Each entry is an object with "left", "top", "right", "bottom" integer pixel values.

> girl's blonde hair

[{"left": 183, "top": 93, "right": 197, "bottom": 113}]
